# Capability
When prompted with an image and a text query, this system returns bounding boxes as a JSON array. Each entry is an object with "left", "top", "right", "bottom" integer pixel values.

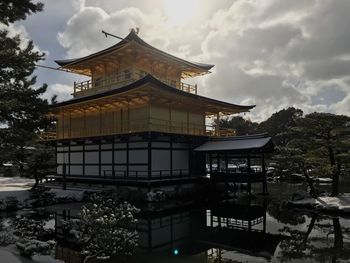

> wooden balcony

[
  {"left": 73, "top": 70, "right": 197, "bottom": 97},
  {"left": 40, "top": 118, "right": 236, "bottom": 140}
]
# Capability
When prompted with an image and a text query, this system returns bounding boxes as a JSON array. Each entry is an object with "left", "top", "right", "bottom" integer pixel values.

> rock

[{"left": 292, "top": 190, "right": 310, "bottom": 201}]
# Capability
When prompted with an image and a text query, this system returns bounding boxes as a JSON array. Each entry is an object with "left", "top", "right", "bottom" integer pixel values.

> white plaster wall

[
  {"left": 70, "top": 145, "right": 83, "bottom": 151},
  {"left": 129, "top": 150, "right": 147, "bottom": 163},
  {"left": 101, "top": 143, "right": 112, "bottom": 150},
  {"left": 70, "top": 165, "right": 83, "bottom": 175},
  {"left": 172, "top": 150, "right": 189, "bottom": 171},
  {"left": 152, "top": 150, "right": 170, "bottom": 171},
  {"left": 85, "top": 151, "right": 99, "bottom": 164},
  {"left": 56, "top": 153, "right": 68, "bottom": 164},
  {"left": 70, "top": 152, "right": 83, "bottom": 164},
  {"left": 85, "top": 165, "right": 99, "bottom": 176},
  {"left": 114, "top": 151, "right": 126, "bottom": 163},
  {"left": 101, "top": 151, "right": 112, "bottom": 164}
]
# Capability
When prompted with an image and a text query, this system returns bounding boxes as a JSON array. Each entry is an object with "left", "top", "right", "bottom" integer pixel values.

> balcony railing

[
  {"left": 40, "top": 118, "right": 236, "bottom": 140},
  {"left": 73, "top": 70, "right": 197, "bottom": 96}
]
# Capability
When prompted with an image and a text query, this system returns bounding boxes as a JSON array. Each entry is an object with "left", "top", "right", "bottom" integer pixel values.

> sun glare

[{"left": 163, "top": 0, "right": 199, "bottom": 27}]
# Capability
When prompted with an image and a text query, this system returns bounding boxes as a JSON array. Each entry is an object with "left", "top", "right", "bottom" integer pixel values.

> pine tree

[
  {"left": 0, "top": 0, "right": 43, "bottom": 25},
  {"left": 0, "top": 1, "right": 49, "bottom": 168}
]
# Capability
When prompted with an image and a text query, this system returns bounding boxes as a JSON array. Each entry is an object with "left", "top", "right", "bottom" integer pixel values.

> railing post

[{"left": 195, "top": 84, "right": 197, "bottom": 94}]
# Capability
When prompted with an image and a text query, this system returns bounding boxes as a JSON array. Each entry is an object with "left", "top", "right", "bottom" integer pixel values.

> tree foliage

[
  {"left": 62, "top": 192, "right": 140, "bottom": 263},
  {"left": 219, "top": 116, "right": 258, "bottom": 135},
  {"left": 0, "top": 1, "right": 51, "bottom": 171},
  {"left": 258, "top": 107, "right": 303, "bottom": 146},
  {"left": 24, "top": 144, "right": 56, "bottom": 189},
  {"left": 292, "top": 113, "right": 350, "bottom": 196},
  {"left": 274, "top": 112, "right": 350, "bottom": 197},
  {"left": 0, "top": 0, "right": 43, "bottom": 25}
]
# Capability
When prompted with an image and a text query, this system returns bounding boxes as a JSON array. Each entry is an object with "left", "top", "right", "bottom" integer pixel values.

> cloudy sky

[{"left": 12, "top": 0, "right": 350, "bottom": 122}]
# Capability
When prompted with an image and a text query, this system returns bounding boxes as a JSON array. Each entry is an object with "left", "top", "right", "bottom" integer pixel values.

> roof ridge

[{"left": 210, "top": 133, "right": 270, "bottom": 141}]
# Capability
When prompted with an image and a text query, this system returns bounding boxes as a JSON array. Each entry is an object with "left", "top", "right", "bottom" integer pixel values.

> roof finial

[{"left": 130, "top": 27, "right": 140, "bottom": 35}]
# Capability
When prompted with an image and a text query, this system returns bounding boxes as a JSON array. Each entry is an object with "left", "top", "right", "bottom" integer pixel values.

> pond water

[{"left": 2, "top": 179, "right": 350, "bottom": 263}]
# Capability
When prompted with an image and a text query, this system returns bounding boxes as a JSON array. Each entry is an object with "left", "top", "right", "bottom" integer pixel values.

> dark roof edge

[
  {"left": 209, "top": 133, "right": 270, "bottom": 141},
  {"left": 50, "top": 74, "right": 255, "bottom": 110}
]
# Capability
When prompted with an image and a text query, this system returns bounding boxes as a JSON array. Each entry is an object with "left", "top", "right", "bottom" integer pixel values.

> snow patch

[{"left": 291, "top": 194, "right": 350, "bottom": 213}]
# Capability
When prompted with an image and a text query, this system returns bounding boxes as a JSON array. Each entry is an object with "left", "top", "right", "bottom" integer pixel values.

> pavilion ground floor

[{"left": 45, "top": 132, "right": 273, "bottom": 196}]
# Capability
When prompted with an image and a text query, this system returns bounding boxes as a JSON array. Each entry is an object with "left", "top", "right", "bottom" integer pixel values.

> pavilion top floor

[{"left": 55, "top": 29, "right": 214, "bottom": 98}]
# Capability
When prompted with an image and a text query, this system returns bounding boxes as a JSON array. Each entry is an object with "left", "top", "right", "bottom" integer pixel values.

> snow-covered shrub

[
  {"left": 62, "top": 192, "right": 140, "bottom": 263},
  {"left": 0, "top": 230, "right": 17, "bottom": 246},
  {"left": 12, "top": 215, "right": 55, "bottom": 257},
  {"left": 16, "top": 239, "right": 55, "bottom": 257}
]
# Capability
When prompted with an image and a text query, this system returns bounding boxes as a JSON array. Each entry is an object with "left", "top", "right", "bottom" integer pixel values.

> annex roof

[
  {"left": 55, "top": 30, "right": 214, "bottom": 77},
  {"left": 194, "top": 133, "right": 274, "bottom": 153},
  {"left": 50, "top": 74, "right": 255, "bottom": 115}
]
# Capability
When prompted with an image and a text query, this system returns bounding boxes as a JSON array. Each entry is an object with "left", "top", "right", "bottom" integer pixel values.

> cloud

[
  {"left": 41, "top": 83, "right": 73, "bottom": 102},
  {"left": 53, "top": 0, "right": 350, "bottom": 122},
  {"left": 199, "top": 0, "right": 350, "bottom": 121}
]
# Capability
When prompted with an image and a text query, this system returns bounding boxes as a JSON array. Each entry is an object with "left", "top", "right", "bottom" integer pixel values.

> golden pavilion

[{"left": 45, "top": 29, "right": 273, "bottom": 193}]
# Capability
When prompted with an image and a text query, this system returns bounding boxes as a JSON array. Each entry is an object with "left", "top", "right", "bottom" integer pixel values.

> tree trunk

[
  {"left": 31, "top": 177, "right": 39, "bottom": 190},
  {"left": 332, "top": 218, "right": 343, "bottom": 263},
  {"left": 328, "top": 145, "right": 340, "bottom": 197},
  {"left": 303, "top": 214, "right": 317, "bottom": 247},
  {"left": 303, "top": 169, "right": 318, "bottom": 198},
  {"left": 332, "top": 160, "right": 341, "bottom": 197}
]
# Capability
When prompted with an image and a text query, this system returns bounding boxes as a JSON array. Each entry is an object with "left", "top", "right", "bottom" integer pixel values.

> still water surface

[
  {"left": 54, "top": 179, "right": 350, "bottom": 263},
  {"left": 4, "top": 180, "right": 350, "bottom": 263}
]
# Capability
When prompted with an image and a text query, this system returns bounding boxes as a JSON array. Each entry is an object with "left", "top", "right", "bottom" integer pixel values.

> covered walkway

[{"left": 194, "top": 133, "right": 274, "bottom": 195}]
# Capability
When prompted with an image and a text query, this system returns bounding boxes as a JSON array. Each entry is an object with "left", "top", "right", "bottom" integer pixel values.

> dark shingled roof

[
  {"left": 55, "top": 30, "right": 214, "bottom": 71},
  {"left": 194, "top": 133, "right": 274, "bottom": 153},
  {"left": 51, "top": 74, "right": 255, "bottom": 111}
]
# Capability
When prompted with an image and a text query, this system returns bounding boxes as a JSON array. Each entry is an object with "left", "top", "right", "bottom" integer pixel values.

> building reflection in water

[{"left": 55, "top": 200, "right": 284, "bottom": 263}]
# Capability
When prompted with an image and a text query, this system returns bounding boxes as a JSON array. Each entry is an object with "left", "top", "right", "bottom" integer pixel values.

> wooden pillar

[
  {"left": 217, "top": 153, "right": 221, "bottom": 172},
  {"left": 169, "top": 104, "right": 172, "bottom": 133},
  {"left": 225, "top": 153, "right": 229, "bottom": 173},
  {"left": 262, "top": 153, "right": 268, "bottom": 195},
  {"left": 126, "top": 136, "right": 129, "bottom": 177},
  {"left": 99, "top": 106, "right": 102, "bottom": 136},
  {"left": 83, "top": 108, "right": 87, "bottom": 137},
  {"left": 188, "top": 137, "right": 191, "bottom": 176},
  {"left": 216, "top": 112, "right": 220, "bottom": 136},
  {"left": 68, "top": 143, "right": 71, "bottom": 177},
  {"left": 112, "top": 137, "right": 115, "bottom": 177},
  {"left": 247, "top": 153, "right": 251, "bottom": 196},
  {"left": 82, "top": 141, "right": 85, "bottom": 177},
  {"left": 187, "top": 110, "right": 190, "bottom": 134},
  {"left": 98, "top": 139, "right": 101, "bottom": 177},
  {"left": 69, "top": 111, "right": 72, "bottom": 138},
  {"left": 61, "top": 111, "right": 65, "bottom": 139},
  {"left": 148, "top": 132, "right": 152, "bottom": 179},
  {"left": 127, "top": 101, "right": 130, "bottom": 132},
  {"left": 170, "top": 135, "right": 173, "bottom": 177},
  {"left": 209, "top": 153, "right": 213, "bottom": 175}
]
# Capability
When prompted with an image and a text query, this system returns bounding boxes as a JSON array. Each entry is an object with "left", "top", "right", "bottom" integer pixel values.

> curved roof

[
  {"left": 51, "top": 74, "right": 255, "bottom": 114},
  {"left": 55, "top": 30, "right": 214, "bottom": 75}
]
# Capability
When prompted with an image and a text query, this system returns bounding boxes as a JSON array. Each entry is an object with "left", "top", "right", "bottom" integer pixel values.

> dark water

[
  {"left": 53, "top": 179, "right": 350, "bottom": 263},
  {"left": 2, "top": 179, "right": 350, "bottom": 263}
]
